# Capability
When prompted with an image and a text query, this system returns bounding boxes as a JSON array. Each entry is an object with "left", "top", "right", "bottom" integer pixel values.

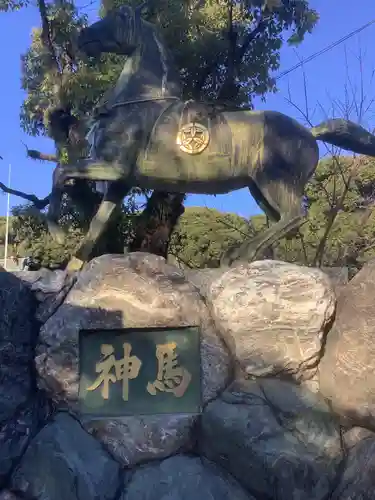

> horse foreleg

[
  {"left": 66, "top": 180, "right": 130, "bottom": 272},
  {"left": 25, "top": 189, "right": 66, "bottom": 244}
]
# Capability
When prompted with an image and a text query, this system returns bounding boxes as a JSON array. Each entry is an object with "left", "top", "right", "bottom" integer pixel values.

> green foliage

[
  {"left": 105, "top": 0, "right": 318, "bottom": 104},
  {"left": 16, "top": 0, "right": 146, "bottom": 258},
  {"left": 291, "top": 155, "right": 375, "bottom": 271},
  {"left": 20, "top": 3, "right": 123, "bottom": 140},
  {"left": 0, "top": 216, "right": 14, "bottom": 245},
  {"left": 21, "top": 230, "right": 83, "bottom": 268},
  {"left": 20, "top": 0, "right": 319, "bottom": 137},
  {"left": 0, "top": 0, "right": 28, "bottom": 11},
  {"left": 10, "top": 203, "right": 83, "bottom": 268},
  {"left": 169, "top": 206, "right": 252, "bottom": 268},
  {"left": 9, "top": 188, "right": 142, "bottom": 268}
]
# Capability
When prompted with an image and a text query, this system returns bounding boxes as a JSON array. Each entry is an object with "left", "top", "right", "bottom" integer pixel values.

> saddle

[{"left": 141, "top": 100, "right": 232, "bottom": 171}]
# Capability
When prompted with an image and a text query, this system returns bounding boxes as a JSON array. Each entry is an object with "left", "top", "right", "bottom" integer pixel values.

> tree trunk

[{"left": 129, "top": 191, "right": 185, "bottom": 258}]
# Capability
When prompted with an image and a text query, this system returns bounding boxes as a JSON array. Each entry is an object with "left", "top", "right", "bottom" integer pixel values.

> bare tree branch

[
  {"left": 37, "top": 0, "right": 62, "bottom": 75},
  {"left": 202, "top": 206, "right": 257, "bottom": 239},
  {"left": 312, "top": 172, "right": 353, "bottom": 267},
  {"left": 193, "top": 7, "right": 269, "bottom": 98},
  {"left": 27, "top": 150, "right": 58, "bottom": 162},
  {"left": 0, "top": 182, "right": 50, "bottom": 209},
  {"left": 217, "top": 0, "right": 237, "bottom": 101},
  {"left": 286, "top": 41, "right": 375, "bottom": 268},
  {"left": 21, "top": 140, "right": 58, "bottom": 162},
  {"left": 168, "top": 247, "right": 194, "bottom": 269},
  {"left": 217, "top": 14, "right": 269, "bottom": 101},
  {"left": 236, "top": 17, "right": 269, "bottom": 64}
]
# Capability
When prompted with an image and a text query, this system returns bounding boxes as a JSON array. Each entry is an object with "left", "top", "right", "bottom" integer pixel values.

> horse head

[{"left": 78, "top": 3, "right": 147, "bottom": 57}]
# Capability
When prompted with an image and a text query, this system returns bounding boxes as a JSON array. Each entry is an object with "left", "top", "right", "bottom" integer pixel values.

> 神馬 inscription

[{"left": 78, "top": 326, "right": 201, "bottom": 417}]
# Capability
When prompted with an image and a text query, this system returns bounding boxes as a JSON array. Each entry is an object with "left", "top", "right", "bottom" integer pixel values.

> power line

[{"left": 275, "top": 18, "right": 375, "bottom": 81}]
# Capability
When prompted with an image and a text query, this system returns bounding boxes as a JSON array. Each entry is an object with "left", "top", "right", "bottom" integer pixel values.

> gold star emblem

[{"left": 176, "top": 122, "right": 210, "bottom": 155}]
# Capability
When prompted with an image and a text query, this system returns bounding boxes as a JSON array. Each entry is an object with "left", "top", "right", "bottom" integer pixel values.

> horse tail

[{"left": 310, "top": 119, "right": 375, "bottom": 156}]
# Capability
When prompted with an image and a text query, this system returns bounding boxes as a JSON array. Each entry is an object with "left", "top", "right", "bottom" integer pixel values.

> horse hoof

[
  {"left": 220, "top": 251, "right": 235, "bottom": 268},
  {"left": 66, "top": 256, "right": 85, "bottom": 272},
  {"left": 221, "top": 248, "right": 258, "bottom": 267}
]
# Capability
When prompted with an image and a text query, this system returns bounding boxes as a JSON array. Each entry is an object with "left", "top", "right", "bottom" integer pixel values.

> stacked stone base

[{"left": 1, "top": 254, "right": 375, "bottom": 499}]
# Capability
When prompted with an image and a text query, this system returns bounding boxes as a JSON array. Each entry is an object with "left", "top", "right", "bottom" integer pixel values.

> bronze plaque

[{"left": 78, "top": 326, "right": 201, "bottom": 417}]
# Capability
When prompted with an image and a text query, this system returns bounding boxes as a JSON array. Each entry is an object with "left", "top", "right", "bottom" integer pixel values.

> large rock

[
  {"left": 14, "top": 268, "right": 77, "bottom": 323},
  {"left": 343, "top": 427, "right": 375, "bottom": 449},
  {"left": 331, "top": 433, "right": 375, "bottom": 499},
  {"left": 319, "top": 259, "right": 375, "bottom": 425},
  {"left": 0, "top": 271, "right": 48, "bottom": 486},
  {"left": 13, "top": 268, "right": 67, "bottom": 294},
  {"left": 200, "top": 378, "right": 343, "bottom": 500},
  {"left": 185, "top": 268, "right": 227, "bottom": 298},
  {"left": 207, "top": 260, "right": 335, "bottom": 379},
  {"left": 321, "top": 266, "right": 348, "bottom": 289},
  {"left": 36, "top": 253, "right": 231, "bottom": 466},
  {"left": 186, "top": 265, "right": 347, "bottom": 299},
  {"left": 10, "top": 412, "right": 120, "bottom": 500},
  {"left": 0, "top": 492, "right": 22, "bottom": 500},
  {"left": 121, "top": 455, "right": 255, "bottom": 500},
  {"left": 86, "top": 416, "right": 197, "bottom": 467}
]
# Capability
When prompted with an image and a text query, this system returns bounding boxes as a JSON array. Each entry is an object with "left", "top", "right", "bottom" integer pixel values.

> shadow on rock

[
  {"left": 0, "top": 270, "right": 50, "bottom": 488},
  {"left": 198, "top": 374, "right": 345, "bottom": 500},
  {"left": 2, "top": 294, "right": 126, "bottom": 500}
]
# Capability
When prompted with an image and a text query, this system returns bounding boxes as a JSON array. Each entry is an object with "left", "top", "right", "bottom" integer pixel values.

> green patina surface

[
  {"left": 78, "top": 326, "right": 201, "bottom": 417},
  {"left": 137, "top": 106, "right": 265, "bottom": 192}
]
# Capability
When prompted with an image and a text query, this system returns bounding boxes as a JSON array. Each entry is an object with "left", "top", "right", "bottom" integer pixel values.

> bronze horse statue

[{"left": 57, "top": 4, "right": 375, "bottom": 271}]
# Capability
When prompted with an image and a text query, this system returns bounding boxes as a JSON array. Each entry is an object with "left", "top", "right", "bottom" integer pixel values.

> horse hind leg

[{"left": 221, "top": 177, "right": 304, "bottom": 267}]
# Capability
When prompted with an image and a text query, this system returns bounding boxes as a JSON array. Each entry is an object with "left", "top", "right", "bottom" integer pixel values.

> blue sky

[{"left": 1, "top": 0, "right": 375, "bottom": 217}]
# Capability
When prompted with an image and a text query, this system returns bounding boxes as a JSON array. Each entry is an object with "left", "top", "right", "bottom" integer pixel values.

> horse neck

[{"left": 109, "top": 22, "right": 182, "bottom": 107}]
